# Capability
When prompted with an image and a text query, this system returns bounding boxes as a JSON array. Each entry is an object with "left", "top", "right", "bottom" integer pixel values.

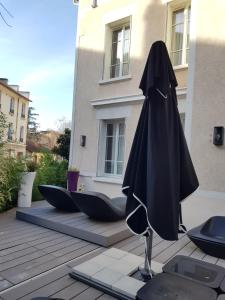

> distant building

[
  {"left": 0, "top": 78, "right": 30, "bottom": 158},
  {"left": 26, "top": 130, "right": 61, "bottom": 163}
]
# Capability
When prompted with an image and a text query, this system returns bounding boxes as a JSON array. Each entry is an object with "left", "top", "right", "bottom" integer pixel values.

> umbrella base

[
  {"left": 137, "top": 266, "right": 156, "bottom": 282},
  {"left": 69, "top": 248, "right": 162, "bottom": 299}
]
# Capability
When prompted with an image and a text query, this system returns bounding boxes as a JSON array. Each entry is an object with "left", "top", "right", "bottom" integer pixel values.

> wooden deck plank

[
  {"left": 0, "top": 244, "right": 32, "bottom": 257},
  {"left": 1, "top": 243, "right": 99, "bottom": 285},
  {"left": 19, "top": 275, "right": 75, "bottom": 300},
  {"left": 0, "top": 249, "right": 48, "bottom": 272},
  {"left": 0, "top": 227, "right": 50, "bottom": 247},
  {"left": 40, "top": 238, "right": 82, "bottom": 254},
  {"left": 52, "top": 281, "right": 88, "bottom": 300},
  {"left": 34, "top": 235, "right": 73, "bottom": 250},
  {"left": 202, "top": 255, "right": 218, "bottom": 264},
  {"left": 0, "top": 265, "right": 70, "bottom": 300},
  {"left": 189, "top": 247, "right": 206, "bottom": 260},
  {"left": 0, "top": 248, "right": 103, "bottom": 300},
  {"left": 72, "top": 287, "right": 103, "bottom": 300},
  {"left": 0, "top": 230, "right": 62, "bottom": 251},
  {"left": 153, "top": 235, "right": 190, "bottom": 263}
]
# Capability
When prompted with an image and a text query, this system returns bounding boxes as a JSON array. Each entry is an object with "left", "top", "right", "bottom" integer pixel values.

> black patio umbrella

[{"left": 122, "top": 41, "right": 199, "bottom": 277}]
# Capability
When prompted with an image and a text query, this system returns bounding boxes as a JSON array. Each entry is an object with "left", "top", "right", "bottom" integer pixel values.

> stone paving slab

[{"left": 112, "top": 276, "right": 145, "bottom": 299}]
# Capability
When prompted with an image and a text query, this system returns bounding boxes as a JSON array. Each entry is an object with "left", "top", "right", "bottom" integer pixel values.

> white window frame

[
  {"left": 167, "top": 0, "right": 191, "bottom": 67},
  {"left": 103, "top": 16, "right": 131, "bottom": 81},
  {"left": 98, "top": 118, "right": 125, "bottom": 178},
  {"left": 110, "top": 24, "right": 130, "bottom": 78}
]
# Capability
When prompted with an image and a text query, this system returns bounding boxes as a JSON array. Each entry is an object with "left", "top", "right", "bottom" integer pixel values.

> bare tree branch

[
  {"left": 0, "top": 1, "right": 13, "bottom": 27},
  {"left": 0, "top": 2, "right": 13, "bottom": 18}
]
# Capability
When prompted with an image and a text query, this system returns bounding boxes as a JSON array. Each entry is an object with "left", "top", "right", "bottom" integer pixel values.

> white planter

[{"left": 18, "top": 172, "right": 36, "bottom": 208}]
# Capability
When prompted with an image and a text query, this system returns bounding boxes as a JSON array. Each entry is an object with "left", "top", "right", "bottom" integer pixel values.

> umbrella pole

[{"left": 139, "top": 228, "right": 154, "bottom": 281}]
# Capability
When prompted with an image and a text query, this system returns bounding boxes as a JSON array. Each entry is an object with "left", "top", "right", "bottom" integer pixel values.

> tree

[
  {"left": 55, "top": 117, "right": 72, "bottom": 133},
  {"left": 0, "top": 111, "right": 8, "bottom": 147},
  {"left": 28, "top": 107, "right": 39, "bottom": 135},
  {"left": 52, "top": 128, "right": 71, "bottom": 160}
]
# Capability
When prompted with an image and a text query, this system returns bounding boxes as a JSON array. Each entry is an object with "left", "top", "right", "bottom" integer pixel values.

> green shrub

[
  {"left": 32, "top": 153, "right": 68, "bottom": 201},
  {"left": 0, "top": 149, "right": 25, "bottom": 212}
]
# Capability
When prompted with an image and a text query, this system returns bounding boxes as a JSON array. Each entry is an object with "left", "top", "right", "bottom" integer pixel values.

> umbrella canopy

[{"left": 122, "top": 41, "right": 199, "bottom": 241}]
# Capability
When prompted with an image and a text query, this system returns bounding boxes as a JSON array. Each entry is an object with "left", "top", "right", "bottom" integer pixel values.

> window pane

[
  {"left": 105, "top": 137, "right": 114, "bottom": 160},
  {"left": 111, "top": 42, "right": 121, "bottom": 65},
  {"left": 172, "top": 24, "right": 184, "bottom": 51},
  {"left": 106, "top": 123, "right": 113, "bottom": 136},
  {"left": 110, "top": 65, "right": 120, "bottom": 78},
  {"left": 171, "top": 51, "right": 182, "bottom": 66},
  {"left": 117, "top": 136, "right": 124, "bottom": 162},
  {"left": 172, "top": 9, "right": 184, "bottom": 25},
  {"left": 123, "top": 39, "right": 130, "bottom": 62},
  {"left": 122, "top": 63, "right": 129, "bottom": 76},
  {"left": 180, "top": 113, "right": 185, "bottom": 130},
  {"left": 100, "top": 120, "right": 125, "bottom": 176},
  {"left": 186, "top": 7, "right": 191, "bottom": 49},
  {"left": 124, "top": 26, "right": 130, "bottom": 40},
  {"left": 119, "top": 123, "right": 125, "bottom": 135},
  {"left": 112, "top": 29, "right": 122, "bottom": 43},
  {"left": 117, "top": 162, "right": 123, "bottom": 175},
  {"left": 105, "top": 161, "right": 114, "bottom": 174},
  {"left": 186, "top": 49, "right": 189, "bottom": 64}
]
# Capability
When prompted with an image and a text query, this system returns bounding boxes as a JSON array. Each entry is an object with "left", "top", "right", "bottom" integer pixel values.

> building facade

[
  {"left": 0, "top": 78, "right": 30, "bottom": 158},
  {"left": 70, "top": 0, "right": 225, "bottom": 200}
]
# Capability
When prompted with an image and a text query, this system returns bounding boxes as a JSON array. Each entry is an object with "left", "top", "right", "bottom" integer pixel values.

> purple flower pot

[{"left": 67, "top": 171, "right": 79, "bottom": 192}]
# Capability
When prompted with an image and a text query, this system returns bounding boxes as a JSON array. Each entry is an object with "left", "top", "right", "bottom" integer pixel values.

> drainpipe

[{"left": 69, "top": 2, "right": 80, "bottom": 169}]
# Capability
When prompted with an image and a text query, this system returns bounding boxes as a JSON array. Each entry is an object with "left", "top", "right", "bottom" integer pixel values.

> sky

[{"left": 0, "top": 0, "right": 78, "bottom": 131}]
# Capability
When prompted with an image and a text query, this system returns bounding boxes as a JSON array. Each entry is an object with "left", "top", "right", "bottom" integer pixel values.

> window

[
  {"left": 110, "top": 25, "right": 130, "bottom": 78},
  {"left": 180, "top": 113, "right": 185, "bottom": 129},
  {"left": 103, "top": 17, "right": 131, "bottom": 80},
  {"left": 21, "top": 103, "right": 26, "bottom": 118},
  {"left": 8, "top": 123, "right": 13, "bottom": 141},
  {"left": 10, "top": 97, "right": 15, "bottom": 114},
  {"left": 168, "top": 2, "right": 191, "bottom": 66},
  {"left": 20, "top": 126, "right": 24, "bottom": 142},
  {"left": 98, "top": 119, "right": 125, "bottom": 177}
]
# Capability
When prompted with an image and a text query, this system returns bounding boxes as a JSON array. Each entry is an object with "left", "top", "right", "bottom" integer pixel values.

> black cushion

[
  {"left": 38, "top": 185, "right": 79, "bottom": 212},
  {"left": 136, "top": 273, "right": 217, "bottom": 300},
  {"left": 221, "top": 277, "right": 225, "bottom": 293},
  {"left": 162, "top": 255, "right": 225, "bottom": 288},
  {"left": 71, "top": 191, "right": 126, "bottom": 221},
  {"left": 188, "top": 216, "right": 225, "bottom": 259}
]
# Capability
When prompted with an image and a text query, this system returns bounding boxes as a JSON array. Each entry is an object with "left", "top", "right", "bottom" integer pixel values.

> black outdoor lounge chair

[
  {"left": 71, "top": 191, "right": 126, "bottom": 222},
  {"left": 38, "top": 185, "right": 80, "bottom": 212},
  {"left": 136, "top": 273, "right": 217, "bottom": 300},
  {"left": 188, "top": 216, "right": 225, "bottom": 259}
]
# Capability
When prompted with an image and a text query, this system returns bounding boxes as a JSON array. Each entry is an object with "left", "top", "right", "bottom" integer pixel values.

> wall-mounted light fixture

[
  {"left": 213, "top": 126, "right": 224, "bottom": 146},
  {"left": 80, "top": 135, "right": 86, "bottom": 147},
  {"left": 91, "top": 0, "right": 97, "bottom": 8}
]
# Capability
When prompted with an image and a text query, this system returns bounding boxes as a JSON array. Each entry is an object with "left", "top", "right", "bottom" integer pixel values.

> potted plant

[
  {"left": 67, "top": 167, "right": 79, "bottom": 192},
  {"left": 18, "top": 160, "right": 38, "bottom": 208}
]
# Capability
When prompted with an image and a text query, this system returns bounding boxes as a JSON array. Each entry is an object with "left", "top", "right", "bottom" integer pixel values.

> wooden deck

[
  {"left": 0, "top": 203, "right": 224, "bottom": 300},
  {"left": 16, "top": 203, "right": 132, "bottom": 247}
]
